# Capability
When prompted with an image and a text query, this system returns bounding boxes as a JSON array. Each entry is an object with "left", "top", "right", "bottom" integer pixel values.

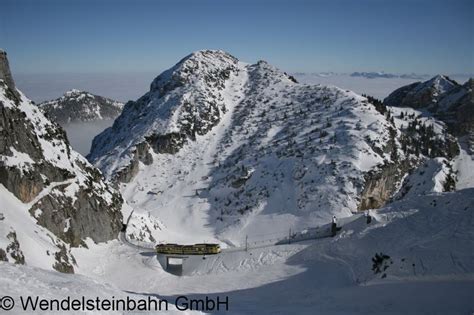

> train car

[
  {"left": 155, "top": 243, "right": 181, "bottom": 254},
  {"left": 155, "top": 243, "right": 221, "bottom": 255}
]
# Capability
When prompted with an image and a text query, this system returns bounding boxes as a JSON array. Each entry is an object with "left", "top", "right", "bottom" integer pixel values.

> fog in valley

[{"left": 62, "top": 119, "right": 115, "bottom": 156}]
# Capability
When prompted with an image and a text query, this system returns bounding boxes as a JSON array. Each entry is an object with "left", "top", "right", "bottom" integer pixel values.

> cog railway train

[{"left": 155, "top": 243, "right": 221, "bottom": 255}]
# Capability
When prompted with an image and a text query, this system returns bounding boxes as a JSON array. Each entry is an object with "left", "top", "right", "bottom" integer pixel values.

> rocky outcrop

[
  {"left": 0, "top": 98, "right": 75, "bottom": 202},
  {"left": 39, "top": 89, "right": 124, "bottom": 124},
  {"left": 359, "top": 108, "right": 460, "bottom": 210},
  {"left": 4, "top": 231, "right": 25, "bottom": 265},
  {"left": 0, "top": 248, "right": 7, "bottom": 261},
  {"left": 0, "top": 50, "right": 124, "bottom": 261},
  {"left": 145, "top": 132, "right": 188, "bottom": 154},
  {"left": 29, "top": 181, "right": 123, "bottom": 247},
  {"left": 358, "top": 161, "right": 411, "bottom": 210},
  {"left": 52, "top": 244, "right": 75, "bottom": 273},
  {"left": 113, "top": 141, "right": 153, "bottom": 183},
  {"left": 0, "top": 50, "right": 16, "bottom": 93}
]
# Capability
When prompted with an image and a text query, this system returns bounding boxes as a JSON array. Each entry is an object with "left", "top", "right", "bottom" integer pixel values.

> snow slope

[
  {"left": 0, "top": 262, "right": 194, "bottom": 314},
  {"left": 453, "top": 138, "right": 474, "bottom": 190},
  {"left": 68, "top": 188, "right": 474, "bottom": 314},
  {"left": 0, "top": 184, "right": 62, "bottom": 270}
]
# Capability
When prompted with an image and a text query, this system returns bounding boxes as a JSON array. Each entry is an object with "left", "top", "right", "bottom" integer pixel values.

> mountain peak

[
  {"left": 149, "top": 49, "right": 240, "bottom": 94},
  {"left": 64, "top": 89, "right": 83, "bottom": 96},
  {"left": 188, "top": 49, "right": 234, "bottom": 59},
  {"left": 427, "top": 74, "right": 458, "bottom": 85},
  {"left": 176, "top": 49, "right": 239, "bottom": 68},
  {"left": 422, "top": 74, "right": 458, "bottom": 94}
]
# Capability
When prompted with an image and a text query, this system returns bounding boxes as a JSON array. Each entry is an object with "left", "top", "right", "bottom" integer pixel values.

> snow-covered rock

[{"left": 0, "top": 50, "right": 17, "bottom": 94}]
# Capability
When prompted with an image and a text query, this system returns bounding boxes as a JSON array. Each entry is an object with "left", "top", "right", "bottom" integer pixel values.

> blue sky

[{"left": 1, "top": 0, "right": 473, "bottom": 75}]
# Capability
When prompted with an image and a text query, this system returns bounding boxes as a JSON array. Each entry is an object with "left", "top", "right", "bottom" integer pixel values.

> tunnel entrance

[{"left": 166, "top": 257, "right": 184, "bottom": 276}]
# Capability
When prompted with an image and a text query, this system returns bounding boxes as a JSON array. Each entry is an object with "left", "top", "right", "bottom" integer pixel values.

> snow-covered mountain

[
  {"left": 0, "top": 51, "right": 123, "bottom": 273},
  {"left": 88, "top": 50, "right": 458, "bottom": 245},
  {"left": 384, "top": 75, "right": 459, "bottom": 108},
  {"left": 38, "top": 89, "right": 124, "bottom": 124},
  {"left": 384, "top": 75, "right": 473, "bottom": 137}
]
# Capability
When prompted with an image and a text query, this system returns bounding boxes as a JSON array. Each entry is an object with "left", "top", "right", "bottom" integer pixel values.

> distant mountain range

[
  {"left": 350, "top": 72, "right": 428, "bottom": 79},
  {"left": 294, "top": 71, "right": 473, "bottom": 81}
]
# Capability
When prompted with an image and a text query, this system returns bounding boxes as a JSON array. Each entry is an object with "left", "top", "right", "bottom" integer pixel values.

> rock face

[
  {"left": 88, "top": 50, "right": 460, "bottom": 243},
  {"left": 0, "top": 50, "right": 16, "bottom": 92},
  {"left": 38, "top": 89, "right": 124, "bottom": 124},
  {"left": 384, "top": 75, "right": 474, "bottom": 136},
  {"left": 0, "top": 50, "right": 123, "bottom": 271}
]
